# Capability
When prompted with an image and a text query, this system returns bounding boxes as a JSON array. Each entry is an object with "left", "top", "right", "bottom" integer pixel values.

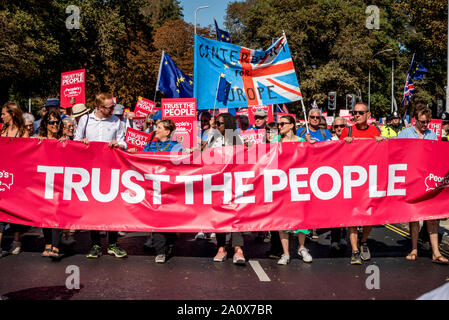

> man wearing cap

[
  {"left": 441, "top": 112, "right": 449, "bottom": 141},
  {"left": 381, "top": 112, "right": 404, "bottom": 138},
  {"left": 249, "top": 109, "right": 268, "bottom": 130},
  {"left": 74, "top": 92, "right": 128, "bottom": 259}
]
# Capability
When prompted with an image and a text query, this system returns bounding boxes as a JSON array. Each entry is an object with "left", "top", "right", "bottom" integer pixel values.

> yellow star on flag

[
  {"left": 230, "top": 61, "right": 236, "bottom": 65},
  {"left": 164, "top": 61, "right": 167, "bottom": 65},
  {"left": 189, "top": 80, "right": 193, "bottom": 85},
  {"left": 232, "top": 86, "right": 239, "bottom": 91},
  {"left": 226, "top": 38, "right": 229, "bottom": 41},
  {"left": 179, "top": 76, "right": 185, "bottom": 82},
  {"left": 220, "top": 73, "right": 225, "bottom": 77},
  {"left": 176, "top": 89, "right": 180, "bottom": 93},
  {"left": 221, "top": 35, "right": 225, "bottom": 38},
  {"left": 224, "top": 64, "right": 229, "bottom": 69}
]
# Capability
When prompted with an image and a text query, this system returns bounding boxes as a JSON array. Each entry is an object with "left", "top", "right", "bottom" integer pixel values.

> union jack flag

[
  {"left": 194, "top": 34, "right": 303, "bottom": 109},
  {"left": 402, "top": 76, "right": 415, "bottom": 106}
]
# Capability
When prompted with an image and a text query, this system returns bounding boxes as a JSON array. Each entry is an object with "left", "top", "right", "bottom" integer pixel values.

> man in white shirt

[{"left": 74, "top": 92, "right": 127, "bottom": 259}]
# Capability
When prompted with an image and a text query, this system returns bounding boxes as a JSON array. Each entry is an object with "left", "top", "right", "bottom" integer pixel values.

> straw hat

[{"left": 72, "top": 103, "right": 90, "bottom": 117}]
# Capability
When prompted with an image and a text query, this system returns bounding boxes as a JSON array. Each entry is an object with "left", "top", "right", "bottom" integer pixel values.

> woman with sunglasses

[
  {"left": 276, "top": 115, "right": 313, "bottom": 265},
  {"left": 205, "top": 113, "right": 247, "bottom": 265},
  {"left": 0, "top": 102, "right": 29, "bottom": 257},
  {"left": 37, "top": 111, "right": 65, "bottom": 259}
]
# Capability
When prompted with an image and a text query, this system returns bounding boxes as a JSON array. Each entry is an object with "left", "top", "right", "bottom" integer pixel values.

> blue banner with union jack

[{"left": 194, "top": 34, "right": 302, "bottom": 109}]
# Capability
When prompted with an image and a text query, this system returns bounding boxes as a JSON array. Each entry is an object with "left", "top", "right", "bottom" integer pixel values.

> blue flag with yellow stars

[
  {"left": 216, "top": 75, "right": 231, "bottom": 106},
  {"left": 408, "top": 55, "right": 428, "bottom": 81},
  {"left": 156, "top": 51, "right": 193, "bottom": 98},
  {"left": 214, "top": 19, "right": 231, "bottom": 43}
]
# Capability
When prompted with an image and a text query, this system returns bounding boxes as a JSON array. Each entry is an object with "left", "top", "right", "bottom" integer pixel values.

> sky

[{"left": 180, "top": 0, "right": 242, "bottom": 28}]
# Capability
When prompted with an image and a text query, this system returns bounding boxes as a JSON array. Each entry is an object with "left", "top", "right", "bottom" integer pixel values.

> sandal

[
  {"left": 49, "top": 248, "right": 63, "bottom": 259},
  {"left": 406, "top": 252, "right": 418, "bottom": 261},
  {"left": 432, "top": 255, "right": 449, "bottom": 265},
  {"left": 41, "top": 247, "right": 52, "bottom": 257}
]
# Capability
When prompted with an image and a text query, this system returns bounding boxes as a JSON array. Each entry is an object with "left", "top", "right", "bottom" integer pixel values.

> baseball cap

[
  {"left": 113, "top": 104, "right": 125, "bottom": 115},
  {"left": 255, "top": 109, "right": 268, "bottom": 117},
  {"left": 45, "top": 98, "right": 60, "bottom": 108}
]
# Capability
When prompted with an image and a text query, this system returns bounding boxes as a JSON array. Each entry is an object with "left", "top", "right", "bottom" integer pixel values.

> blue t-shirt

[
  {"left": 396, "top": 126, "right": 438, "bottom": 141},
  {"left": 142, "top": 140, "right": 184, "bottom": 152},
  {"left": 296, "top": 127, "right": 332, "bottom": 141}
]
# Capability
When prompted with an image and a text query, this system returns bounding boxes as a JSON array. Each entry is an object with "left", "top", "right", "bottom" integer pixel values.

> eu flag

[
  {"left": 216, "top": 75, "right": 231, "bottom": 106},
  {"left": 156, "top": 51, "right": 193, "bottom": 98},
  {"left": 408, "top": 55, "right": 428, "bottom": 81},
  {"left": 214, "top": 19, "right": 231, "bottom": 43}
]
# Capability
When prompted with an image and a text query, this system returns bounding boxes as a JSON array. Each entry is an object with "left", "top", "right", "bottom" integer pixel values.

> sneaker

[
  {"left": 360, "top": 242, "right": 371, "bottom": 261},
  {"left": 107, "top": 243, "right": 127, "bottom": 258},
  {"left": 155, "top": 254, "right": 166, "bottom": 263},
  {"left": 9, "top": 241, "right": 21, "bottom": 255},
  {"left": 86, "top": 245, "right": 102, "bottom": 258},
  {"left": 194, "top": 232, "right": 206, "bottom": 240},
  {"left": 277, "top": 253, "right": 290, "bottom": 265},
  {"left": 233, "top": 253, "right": 246, "bottom": 265},
  {"left": 351, "top": 251, "right": 362, "bottom": 265},
  {"left": 311, "top": 229, "right": 319, "bottom": 239},
  {"left": 298, "top": 247, "right": 313, "bottom": 263}
]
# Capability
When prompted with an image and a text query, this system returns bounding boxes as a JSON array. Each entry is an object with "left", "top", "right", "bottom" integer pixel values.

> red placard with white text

[
  {"left": 60, "top": 69, "right": 85, "bottom": 108},
  {"left": 411, "top": 118, "right": 443, "bottom": 140},
  {"left": 162, "top": 98, "right": 197, "bottom": 149},
  {"left": 125, "top": 128, "right": 151, "bottom": 151},
  {"left": 240, "top": 129, "right": 265, "bottom": 145},
  {"left": 248, "top": 105, "right": 274, "bottom": 125},
  {"left": 276, "top": 113, "right": 297, "bottom": 122},
  {"left": 134, "top": 97, "right": 156, "bottom": 117}
]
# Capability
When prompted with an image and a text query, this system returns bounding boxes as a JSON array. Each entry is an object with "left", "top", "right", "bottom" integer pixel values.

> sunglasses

[
  {"left": 418, "top": 119, "right": 430, "bottom": 125},
  {"left": 102, "top": 104, "right": 116, "bottom": 110},
  {"left": 48, "top": 120, "right": 60, "bottom": 125},
  {"left": 278, "top": 122, "right": 291, "bottom": 127},
  {"left": 354, "top": 110, "right": 367, "bottom": 115},
  {"left": 255, "top": 116, "right": 266, "bottom": 120},
  {"left": 309, "top": 116, "right": 320, "bottom": 120},
  {"left": 216, "top": 121, "right": 225, "bottom": 126},
  {"left": 334, "top": 124, "right": 346, "bottom": 128}
]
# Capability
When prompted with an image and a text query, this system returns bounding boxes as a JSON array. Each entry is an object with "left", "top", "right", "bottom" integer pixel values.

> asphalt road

[{"left": 0, "top": 225, "right": 448, "bottom": 300}]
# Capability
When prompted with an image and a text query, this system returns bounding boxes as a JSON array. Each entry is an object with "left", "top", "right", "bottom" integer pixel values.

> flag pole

[
  {"left": 212, "top": 74, "right": 222, "bottom": 117},
  {"left": 154, "top": 50, "right": 165, "bottom": 102},
  {"left": 298, "top": 87, "right": 309, "bottom": 134}
]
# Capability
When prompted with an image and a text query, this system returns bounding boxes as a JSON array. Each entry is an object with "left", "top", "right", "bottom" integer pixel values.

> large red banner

[
  {"left": 60, "top": 69, "right": 85, "bottom": 108},
  {"left": 0, "top": 137, "right": 448, "bottom": 232}
]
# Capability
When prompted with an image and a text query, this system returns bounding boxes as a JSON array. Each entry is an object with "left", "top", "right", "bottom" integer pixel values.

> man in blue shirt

[
  {"left": 397, "top": 104, "right": 447, "bottom": 264},
  {"left": 296, "top": 109, "right": 332, "bottom": 142}
]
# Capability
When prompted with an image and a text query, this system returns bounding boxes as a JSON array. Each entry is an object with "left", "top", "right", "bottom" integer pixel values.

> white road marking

[{"left": 249, "top": 260, "right": 271, "bottom": 282}]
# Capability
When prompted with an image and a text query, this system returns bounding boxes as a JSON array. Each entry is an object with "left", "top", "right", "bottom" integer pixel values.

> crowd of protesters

[{"left": 0, "top": 94, "right": 448, "bottom": 267}]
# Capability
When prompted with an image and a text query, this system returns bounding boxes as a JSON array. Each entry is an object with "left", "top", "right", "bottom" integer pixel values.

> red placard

[
  {"left": 134, "top": 97, "right": 156, "bottom": 117},
  {"left": 125, "top": 128, "right": 151, "bottom": 151},
  {"left": 248, "top": 105, "right": 274, "bottom": 125},
  {"left": 132, "top": 117, "right": 146, "bottom": 131},
  {"left": 276, "top": 113, "right": 297, "bottom": 122},
  {"left": 60, "top": 69, "right": 85, "bottom": 108},
  {"left": 236, "top": 109, "right": 249, "bottom": 117},
  {"left": 411, "top": 118, "right": 443, "bottom": 140},
  {"left": 240, "top": 129, "right": 265, "bottom": 145},
  {"left": 162, "top": 98, "right": 197, "bottom": 149}
]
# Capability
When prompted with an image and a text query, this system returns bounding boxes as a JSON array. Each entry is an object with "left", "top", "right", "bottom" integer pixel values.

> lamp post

[
  {"left": 368, "top": 48, "right": 393, "bottom": 111},
  {"left": 194, "top": 6, "right": 209, "bottom": 35}
]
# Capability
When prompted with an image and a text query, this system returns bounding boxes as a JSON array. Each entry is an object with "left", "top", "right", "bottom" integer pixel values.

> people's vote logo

[
  {"left": 0, "top": 170, "right": 14, "bottom": 191},
  {"left": 425, "top": 173, "right": 449, "bottom": 191}
]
